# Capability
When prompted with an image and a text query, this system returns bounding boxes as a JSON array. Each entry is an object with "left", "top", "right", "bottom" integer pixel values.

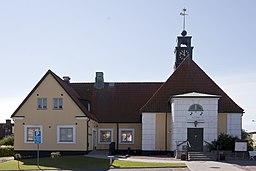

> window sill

[
  {"left": 98, "top": 141, "right": 112, "bottom": 144},
  {"left": 25, "top": 141, "right": 35, "bottom": 144},
  {"left": 53, "top": 108, "right": 63, "bottom": 110},
  {"left": 119, "top": 142, "right": 134, "bottom": 144},
  {"left": 57, "top": 142, "right": 75, "bottom": 144}
]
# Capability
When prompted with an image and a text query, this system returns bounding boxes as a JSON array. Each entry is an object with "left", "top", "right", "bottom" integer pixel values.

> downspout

[
  {"left": 87, "top": 118, "right": 90, "bottom": 152},
  {"left": 165, "top": 112, "right": 168, "bottom": 152},
  {"left": 116, "top": 123, "right": 119, "bottom": 152}
]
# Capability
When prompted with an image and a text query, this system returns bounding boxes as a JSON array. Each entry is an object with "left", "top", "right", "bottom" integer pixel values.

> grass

[
  {"left": 0, "top": 156, "right": 186, "bottom": 170},
  {"left": 112, "top": 159, "right": 186, "bottom": 168}
]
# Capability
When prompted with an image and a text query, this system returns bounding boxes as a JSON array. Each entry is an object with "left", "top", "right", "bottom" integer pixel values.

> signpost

[{"left": 34, "top": 130, "right": 42, "bottom": 167}]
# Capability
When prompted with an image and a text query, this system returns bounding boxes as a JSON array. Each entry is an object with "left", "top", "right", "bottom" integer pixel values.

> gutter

[{"left": 87, "top": 118, "right": 90, "bottom": 151}]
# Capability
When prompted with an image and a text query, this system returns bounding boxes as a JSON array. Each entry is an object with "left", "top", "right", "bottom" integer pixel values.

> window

[
  {"left": 57, "top": 125, "right": 76, "bottom": 144},
  {"left": 53, "top": 98, "right": 63, "bottom": 109},
  {"left": 37, "top": 98, "right": 47, "bottom": 109},
  {"left": 98, "top": 129, "right": 113, "bottom": 144},
  {"left": 188, "top": 104, "right": 203, "bottom": 111},
  {"left": 24, "top": 125, "right": 42, "bottom": 143},
  {"left": 119, "top": 129, "right": 134, "bottom": 144}
]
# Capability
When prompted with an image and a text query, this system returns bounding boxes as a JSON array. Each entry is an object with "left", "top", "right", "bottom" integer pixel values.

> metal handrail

[
  {"left": 187, "top": 140, "right": 191, "bottom": 148},
  {"left": 203, "top": 140, "right": 212, "bottom": 146},
  {"left": 177, "top": 140, "right": 191, "bottom": 148}
]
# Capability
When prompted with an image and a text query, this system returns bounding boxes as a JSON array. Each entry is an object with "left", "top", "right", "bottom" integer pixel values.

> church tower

[{"left": 174, "top": 8, "right": 194, "bottom": 70}]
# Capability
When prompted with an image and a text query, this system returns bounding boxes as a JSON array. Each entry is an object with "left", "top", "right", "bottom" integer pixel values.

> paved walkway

[
  {"left": 186, "top": 161, "right": 244, "bottom": 171},
  {"left": 86, "top": 150, "right": 256, "bottom": 171}
]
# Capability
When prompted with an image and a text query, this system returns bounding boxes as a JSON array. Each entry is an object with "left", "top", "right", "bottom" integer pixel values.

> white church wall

[
  {"left": 227, "top": 113, "right": 242, "bottom": 139},
  {"left": 170, "top": 97, "right": 219, "bottom": 151},
  {"left": 142, "top": 113, "right": 156, "bottom": 150}
]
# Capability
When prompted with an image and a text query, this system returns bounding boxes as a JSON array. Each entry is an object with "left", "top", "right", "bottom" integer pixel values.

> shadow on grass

[{"left": 20, "top": 155, "right": 110, "bottom": 170}]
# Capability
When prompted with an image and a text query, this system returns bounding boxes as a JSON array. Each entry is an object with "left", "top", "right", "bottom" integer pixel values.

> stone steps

[{"left": 188, "top": 151, "right": 216, "bottom": 161}]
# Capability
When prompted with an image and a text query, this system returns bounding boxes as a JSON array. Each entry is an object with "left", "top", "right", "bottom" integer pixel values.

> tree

[{"left": 241, "top": 129, "right": 254, "bottom": 151}]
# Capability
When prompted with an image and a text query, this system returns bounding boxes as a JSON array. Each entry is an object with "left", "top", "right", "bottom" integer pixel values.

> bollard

[{"left": 108, "top": 156, "right": 114, "bottom": 165}]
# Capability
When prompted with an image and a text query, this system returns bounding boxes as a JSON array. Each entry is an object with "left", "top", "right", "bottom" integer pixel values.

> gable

[
  {"left": 11, "top": 70, "right": 96, "bottom": 120},
  {"left": 140, "top": 58, "right": 244, "bottom": 113}
]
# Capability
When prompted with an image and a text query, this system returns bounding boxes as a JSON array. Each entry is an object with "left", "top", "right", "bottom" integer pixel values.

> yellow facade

[
  {"left": 13, "top": 73, "right": 145, "bottom": 153},
  {"left": 155, "top": 113, "right": 167, "bottom": 151},
  {"left": 218, "top": 113, "right": 227, "bottom": 135},
  {"left": 13, "top": 74, "right": 90, "bottom": 151},
  {"left": 97, "top": 123, "right": 142, "bottom": 150}
]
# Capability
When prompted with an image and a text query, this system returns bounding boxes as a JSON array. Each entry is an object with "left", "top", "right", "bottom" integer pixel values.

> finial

[{"left": 180, "top": 8, "right": 188, "bottom": 36}]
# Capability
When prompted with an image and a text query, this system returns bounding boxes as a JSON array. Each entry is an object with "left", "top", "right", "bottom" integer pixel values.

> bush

[
  {"left": 210, "top": 133, "right": 239, "bottom": 151},
  {"left": 0, "top": 146, "right": 14, "bottom": 157},
  {"left": 0, "top": 135, "right": 14, "bottom": 146},
  {"left": 209, "top": 131, "right": 254, "bottom": 151}
]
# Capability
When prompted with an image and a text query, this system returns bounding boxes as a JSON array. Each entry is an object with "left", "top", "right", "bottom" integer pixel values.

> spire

[
  {"left": 180, "top": 8, "right": 188, "bottom": 37},
  {"left": 174, "top": 8, "right": 193, "bottom": 70}
]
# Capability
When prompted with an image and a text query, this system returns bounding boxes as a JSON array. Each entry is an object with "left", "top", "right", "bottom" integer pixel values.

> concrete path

[
  {"left": 86, "top": 151, "right": 256, "bottom": 171},
  {"left": 186, "top": 161, "right": 244, "bottom": 171}
]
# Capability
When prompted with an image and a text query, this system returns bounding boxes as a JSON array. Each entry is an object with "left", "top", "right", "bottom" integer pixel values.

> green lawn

[
  {"left": 0, "top": 156, "right": 186, "bottom": 170},
  {"left": 112, "top": 160, "right": 186, "bottom": 168}
]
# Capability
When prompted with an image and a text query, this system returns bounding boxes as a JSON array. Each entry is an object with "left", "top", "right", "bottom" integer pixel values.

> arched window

[{"left": 188, "top": 104, "right": 203, "bottom": 111}]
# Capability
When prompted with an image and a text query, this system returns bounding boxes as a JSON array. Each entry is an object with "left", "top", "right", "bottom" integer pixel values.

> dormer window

[{"left": 188, "top": 104, "right": 203, "bottom": 111}]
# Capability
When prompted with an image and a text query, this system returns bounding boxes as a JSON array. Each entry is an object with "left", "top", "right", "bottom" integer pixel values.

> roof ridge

[{"left": 140, "top": 58, "right": 244, "bottom": 113}]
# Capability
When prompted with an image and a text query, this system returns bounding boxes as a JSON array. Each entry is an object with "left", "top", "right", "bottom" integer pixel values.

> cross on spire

[{"left": 180, "top": 8, "right": 188, "bottom": 31}]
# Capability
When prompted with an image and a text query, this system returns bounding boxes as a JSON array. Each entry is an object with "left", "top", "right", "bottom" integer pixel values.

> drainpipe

[
  {"left": 116, "top": 123, "right": 119, "bottom": 152},
  {"left": 165, "top": 112, "right": 168, "bottom": 152},
  {"left": 87, "top": 118, "right": 90, "bottom": 152}
]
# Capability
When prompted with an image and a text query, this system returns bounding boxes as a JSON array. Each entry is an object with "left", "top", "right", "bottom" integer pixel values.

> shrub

[
  {"left": 210, "top": 133, "right": 239, "bottom": 151},
  {"left": 210, "top": 131, "right": 254, "bottom": 151},
  {"left": 0, "top": 135, "right": 14, "bottom": 146},
  {"left": 0, "top": 146, "right": 14, "bottom": 157}
]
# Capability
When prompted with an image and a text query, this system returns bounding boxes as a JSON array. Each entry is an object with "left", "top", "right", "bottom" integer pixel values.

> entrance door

[{"left": 187, "top": 128, "right": 203, "bottom": 151}]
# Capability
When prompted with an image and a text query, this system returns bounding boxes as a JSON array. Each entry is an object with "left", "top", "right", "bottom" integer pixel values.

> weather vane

[{"left": 180, "top": 8, "right": 188, "bottom": 31}]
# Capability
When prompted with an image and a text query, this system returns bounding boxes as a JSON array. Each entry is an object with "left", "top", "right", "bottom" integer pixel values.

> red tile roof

[
  {"left": 140, "top": 57, "right": 244, "bottom": 113},
  {"left": 70, "top": 82, "right": 162, "bottom": 123},
  {"left": 12, "top": 58, "right": 244, "bottom": 123}
]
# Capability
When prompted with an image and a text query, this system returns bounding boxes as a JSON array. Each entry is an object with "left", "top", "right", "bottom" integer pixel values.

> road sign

[{"left": 34, "top": 130, "right": 42, "bottom": 144}]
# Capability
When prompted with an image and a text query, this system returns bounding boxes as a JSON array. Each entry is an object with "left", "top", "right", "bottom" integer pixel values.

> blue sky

[{"left": 0, "top": 1, "right": 255, "bottom": 131}]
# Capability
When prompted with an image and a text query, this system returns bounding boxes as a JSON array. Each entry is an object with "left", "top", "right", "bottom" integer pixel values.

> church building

[{"left": 11, "top": 27, "right": 243, "bottom": 157}]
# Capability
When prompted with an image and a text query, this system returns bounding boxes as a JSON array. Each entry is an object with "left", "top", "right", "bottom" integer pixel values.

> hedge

[{"left": 0, "top": 146, "right": 14, "bottom": 157}]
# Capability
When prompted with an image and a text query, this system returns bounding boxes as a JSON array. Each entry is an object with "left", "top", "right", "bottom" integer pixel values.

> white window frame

[
  {"left": 37, "top": 98, "right": 47, "bottom": 109},
  {"left": 98, "top": 128, "right": 113, "bottom": 144},
  {"left": 53, "top": 98, "right": 63, "bottom": 109},
  {"left": 188, "top": 104, "right": 204, "bottom": 111},
  {"left": 119, "top": 129, "right": 134, "bottom": 144},
  {"left": 57, "top": 125, "right": 76, "bottom": 144},
  {"left": 24, "top": 125, "right": 43, "bottom": 144}
]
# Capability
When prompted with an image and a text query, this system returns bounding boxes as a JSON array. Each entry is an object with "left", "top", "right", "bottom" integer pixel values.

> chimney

[
  {"left": 6, "top": 119, "right": 11, "bottom": 125},
  {"left": 63, "top": 76, "right": 71, "bottom": 83},
  {"left": 95, "top": 72, "right": 104, "bottom": 89}
]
